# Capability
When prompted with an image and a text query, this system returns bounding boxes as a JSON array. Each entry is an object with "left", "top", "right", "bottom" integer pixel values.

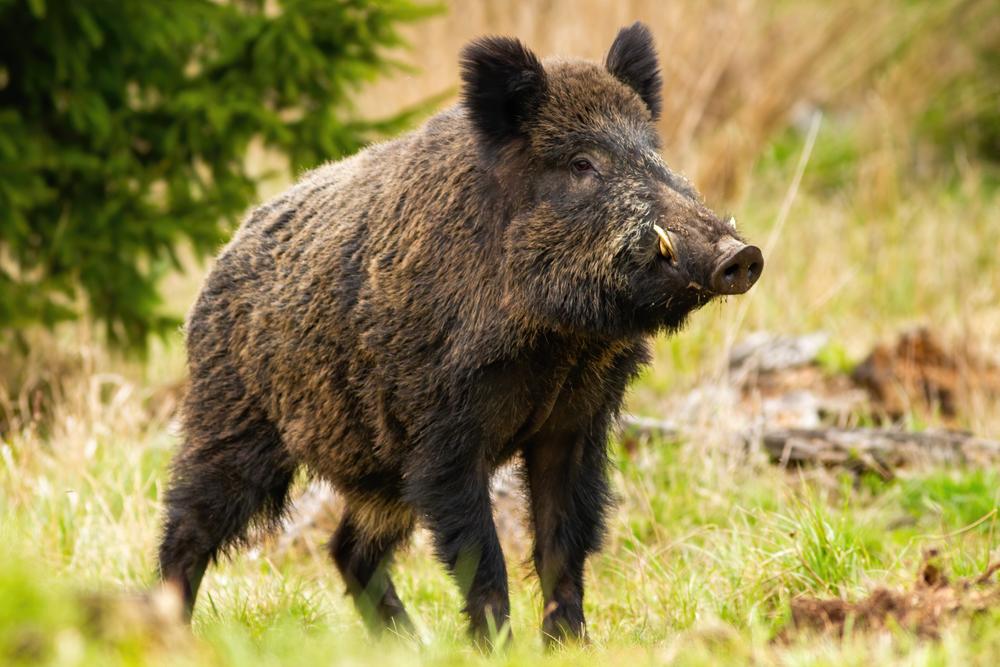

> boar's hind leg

[
  {"left": 158, "top": 413, "right": 295, "bottom": 618},
  {"left": 404, "top": 444, "right": 511, "bottom": 649},
  {"left": 329, "top": 502, "right": 416, "bottom": 637},
  {"left": 524, "top": 425, "right": 612, "bottom": 646}
]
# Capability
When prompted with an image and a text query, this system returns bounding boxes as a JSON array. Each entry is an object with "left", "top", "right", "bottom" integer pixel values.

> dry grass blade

[{"left": 717, "top": 111, "right": 822, "bottom": 378}]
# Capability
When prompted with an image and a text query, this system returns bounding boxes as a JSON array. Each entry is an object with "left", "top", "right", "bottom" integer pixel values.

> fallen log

[
  {"left": 759, "top": 427, "right": 1000, "bottom": 479},
  {"left": 618, "top": 415, "right": 1000, "bottom": 479}
]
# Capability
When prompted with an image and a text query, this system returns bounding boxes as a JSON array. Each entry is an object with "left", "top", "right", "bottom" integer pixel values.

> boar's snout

[{"left": 709, "top": 242, "right": 764, "bottom": 295}]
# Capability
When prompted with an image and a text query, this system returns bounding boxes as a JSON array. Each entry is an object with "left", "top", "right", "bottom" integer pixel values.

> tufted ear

[
  {"left": 605, "top": 22, "right": 662, "bottom": 120},
  {"left": 460, "top": 36, "right": 548, "bottom": 148}
]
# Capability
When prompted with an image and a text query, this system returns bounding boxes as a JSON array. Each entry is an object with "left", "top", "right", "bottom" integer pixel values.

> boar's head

[{"left": 462, "top": 22, "right": 763, "bottom": 337}]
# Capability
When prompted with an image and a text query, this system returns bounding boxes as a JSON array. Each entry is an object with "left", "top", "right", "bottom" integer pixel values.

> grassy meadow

[{"left": 2, "top": 0, "right": 1000, "bottom": 665}]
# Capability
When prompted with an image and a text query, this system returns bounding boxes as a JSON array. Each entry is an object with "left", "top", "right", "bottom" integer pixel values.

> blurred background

[{"left": 1, "top": 1, "right": 999, "bottom": 664}]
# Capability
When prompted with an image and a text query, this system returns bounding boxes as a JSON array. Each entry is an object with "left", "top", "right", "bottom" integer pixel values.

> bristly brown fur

[{"left": 157, "top": 22, "right": 759, "bottom": 648}]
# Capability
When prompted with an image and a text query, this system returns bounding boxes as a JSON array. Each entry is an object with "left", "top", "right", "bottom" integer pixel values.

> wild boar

[{"left": 158, "top": 22, "right": 763, "bottom": 647}]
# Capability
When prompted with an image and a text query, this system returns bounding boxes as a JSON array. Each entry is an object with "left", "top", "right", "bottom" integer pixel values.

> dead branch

[
  {"left": 618, "top": 415, "right": 1000, "bottom": 479},
  {"left": 619, "top": 414, "right": 682, "bottom": 442},
  {"left": 759, "top": 427, "right": 1000, "bottom": 479}
]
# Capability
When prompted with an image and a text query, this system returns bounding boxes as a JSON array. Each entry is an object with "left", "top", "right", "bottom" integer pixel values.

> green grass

[{"left": 3, "top": 405, "right": 999, "bottom": 666}]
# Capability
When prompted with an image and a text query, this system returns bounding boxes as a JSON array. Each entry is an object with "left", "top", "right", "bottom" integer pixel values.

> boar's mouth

[{"left": 649, "top": 219, "right": 764, "bottom": 300}]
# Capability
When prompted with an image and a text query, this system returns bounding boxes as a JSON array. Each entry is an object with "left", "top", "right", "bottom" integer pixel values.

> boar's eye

[{"left": 571, "top": 157, "right": 595, "bottom": 175}]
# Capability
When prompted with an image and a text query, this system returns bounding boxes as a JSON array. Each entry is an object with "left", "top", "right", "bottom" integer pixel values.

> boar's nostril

[{"left": 710, "top": 245, "right": 764, "bottom": 295}]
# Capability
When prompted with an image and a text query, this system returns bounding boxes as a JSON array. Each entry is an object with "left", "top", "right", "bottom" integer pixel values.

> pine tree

[{"left": 0, "top": 0, "right": 436, "bottom": 349}]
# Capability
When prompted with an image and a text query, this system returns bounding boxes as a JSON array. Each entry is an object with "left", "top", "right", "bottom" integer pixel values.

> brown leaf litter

[
  {"left": 852, "top": 327, "right": 1000, "bottom": 422},
  {"left": 781, "top": 551, "right": 1000, "bottom": 641}
]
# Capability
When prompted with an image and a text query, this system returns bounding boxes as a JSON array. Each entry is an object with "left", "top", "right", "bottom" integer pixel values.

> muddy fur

[{"left": 158, "top": 22, "right": 761, "bottom": 647}]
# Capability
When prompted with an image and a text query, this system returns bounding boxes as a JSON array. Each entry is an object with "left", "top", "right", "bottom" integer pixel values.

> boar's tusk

[
  {"left": 652, "top": 224, "right": 678, "bottom": 264},
  {"left": 728, "top": 216, "right": 737, "bottom": 231}
]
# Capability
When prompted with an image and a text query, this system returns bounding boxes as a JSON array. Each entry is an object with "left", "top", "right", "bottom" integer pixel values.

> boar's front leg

[
  {"left": 524, "top": 421, "right": 612, "bottom": 646},
  {"left": 404, "top": 429, "right": 511, "bottom": 649}
]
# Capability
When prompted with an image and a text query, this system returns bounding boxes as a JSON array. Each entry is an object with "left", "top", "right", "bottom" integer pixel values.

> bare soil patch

[{"left": 781, "top": 551, "right": 1000, "bottom": 640}]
